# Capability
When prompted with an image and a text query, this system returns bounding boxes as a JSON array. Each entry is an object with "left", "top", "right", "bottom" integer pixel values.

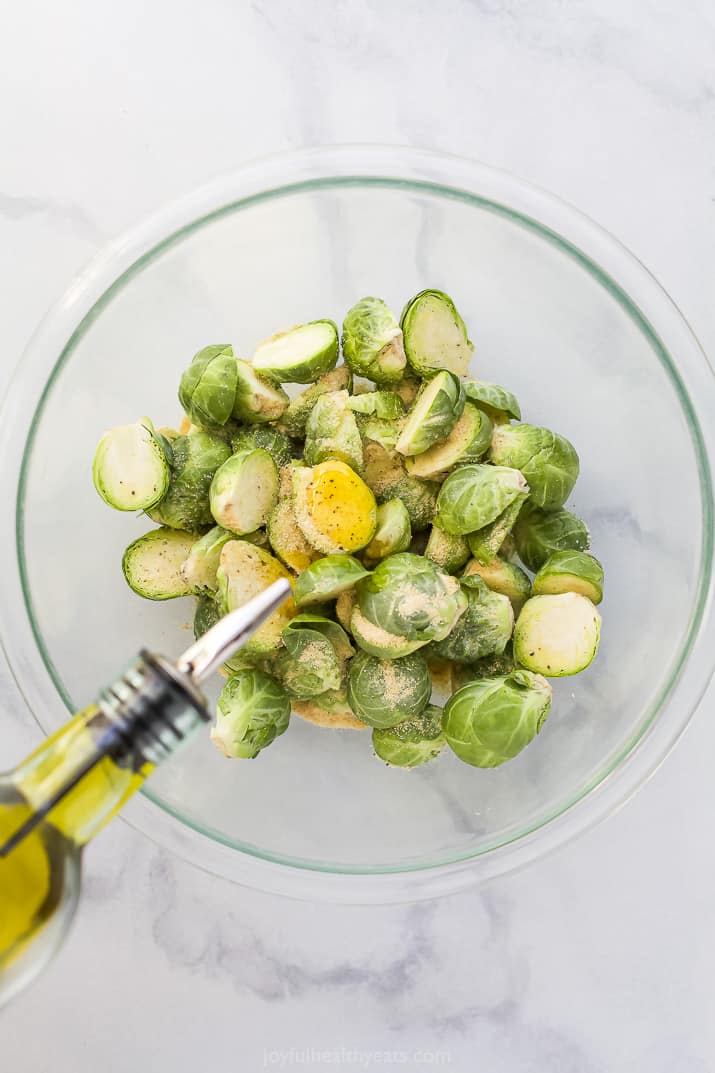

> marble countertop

[{"left": 2, "top": 2, "right": 715, "bottom": 1068}]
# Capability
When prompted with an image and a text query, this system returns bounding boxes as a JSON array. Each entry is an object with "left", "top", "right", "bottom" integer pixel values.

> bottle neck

[{"left": 10, "top": 653, "right": 208, "bottom": 847}]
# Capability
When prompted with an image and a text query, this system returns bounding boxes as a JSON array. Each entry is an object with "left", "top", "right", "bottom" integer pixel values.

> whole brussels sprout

[
  {"left": 450, "top": 647, "right": 516, "bottom": 692},
  {"left": 395, "top": 371, "right": 466, "bottom": 457},
  {"left": 148, "top": 430, "right": 231, "bottom": 531},
  {"left": 347, "top": 650, "right": 431, "bottom": 728},
  {"left": 405, "top": 404, "right": 492, "bottom": 479},
  {"left": 209, "top": 448, "right": 279, "bottom": 535},
  {"left": 93, "top": 418, "right": 170, "bottom": 511},
  {"left": 372, "top": 705, "right": 446, "bottom": 768},
  {"left": 532, "top": 550, "right": 604, "bottom": 605},
  {"left": 341, "top": 297, "right": 407, "bottom": 385},
  {"left": 193, "top": 593, "right": 221, "bottom": 639},
  {"left": 513, "top": 505, "right": 590, "bottom": 572},
  {"left": 252, "top": 320, "right": 339, "bottom": 384},
  {"left": 490, "top": 424, "right": 579, "bottom": 510},
  {"left": 431, "top": 575, "right": 513, "bottom": 664},
  {"left": 281, "top": 366, "right": 353, "bottom": 439},
  {"left": 304, "top": 390, "right": 363, "bottom": 473},
  {"left": 357, "top": 552, "right": 467, "bottom": 645},
  {"left": 435, "top": 464, "right": 529, "bottom": 536},
  {"left": 211, "top": 669, "right": 291, "bottom": 759},
  {"left": 363, "top": 440, "right": 439, "bottom": 532},
  {"left": 463, "top": 378, "right": 521, "bottom": 423},
  {"left": 514, "top": 593, "right": 601, "bottom": 676},
  {"left": 400, "top": 290, "right": 473, "bottom": 378},
  {"left": 443, "top": 670, "right": 552, "bottom": 767},
  {"left": 273, "top": 614, "right": 352, "bottom": 698},
  {"left": 231, "top": 425, "right": 295, "bottom": 468},
  {"left": 179, "top": 344, "right": 239, "bottom": 429},
  {"left": 466, "top": 495, "right": 527, "bottom": 565},
  {"left": 181, "top": 525, "right": 234, "bottom": 594},
  {"left": 464, "top": 557, "right": 532, "bottom": 614},
  {"left": 362, "top": 499, "right": 412, "bottom": 566}
]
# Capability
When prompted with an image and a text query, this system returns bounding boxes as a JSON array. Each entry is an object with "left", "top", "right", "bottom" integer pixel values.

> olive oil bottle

[{"left": 0, "top": 580, "right": 290, "bottom": 1007}]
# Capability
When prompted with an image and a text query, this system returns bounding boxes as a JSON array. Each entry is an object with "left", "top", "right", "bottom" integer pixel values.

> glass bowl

[{"left": 1, "top": 147, "right": 714, "bottom": 903}]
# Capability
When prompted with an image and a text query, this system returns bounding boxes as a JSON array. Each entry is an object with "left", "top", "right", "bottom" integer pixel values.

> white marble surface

[{"left": 2, "top": 1, "right": 715, "bottom": 1068}]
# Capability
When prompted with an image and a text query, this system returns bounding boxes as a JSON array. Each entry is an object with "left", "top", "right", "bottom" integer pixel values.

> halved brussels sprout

[
  {"left": 341, "top": 297, "right": 407, "bottom": 384},
  {"left": 267, "top": 497, "right": 319, "bottom": 574},
  {"left": 443, "top": 670, "right": 552, "bottom": 767},
  {"left": 93, "top": 418, "right": 170, "bottom": 511},
  {"left": 431, "top": 575, "right": 513, "bottom": 664},
  {"left": 348, "top": 391, "right": 405, "bottom": 420},
  {"left": 252, "top": 321, "right": 339, "bottom": 384},
  {"left": 281, "top": 366, "right": 353, "bottom": 439},
  {"left": 292, "top": 688, "right": 366, "bottom": 730},
  {"left": 231, "top": 425, "right": 294, "bottom": 468},
  {"left": 209, "top": 448, "right": 279, "bottom": 535},
  {"left": 405, "top": 404, "right": 492, "bottom": 479},
  {"left": 216, "top": 540, "right": 295, "bottom": 655},
  {"left": 463, "top": 378, "right": 521, "bottom": 423},
  {"left": 514, "top": 593, "right": 601, "bottom": 676},
  {"left": 350, "top": 606, "right": 425, "bottom": 659},
  {"left": 466, "top": 495, "right": 528, "bottom": 564},
  {"left": 450, "top": 647, "right": 516, "bottom": 693},
  {"left": 363, "top": 440, "right": 439, "bottom": 531},
  {"left": 122, "top": 527, "right": 197, "bottom": 600},
  {"left": 435, "top": 464, "right": 529, "bottom": 536},
  {"left": 193, "top": 593, "right": 221, "bottom": 639},
  {"left": 178, "top": 344, "right": 238, "bottom": 429},
  {"left": 304, "top": 390, "right": 363, "bottom": 473},
  {"left": 424, "top": 524, "right": 471, "bottom": 575},
  {"left": 293, "top": 461, "right": 378, "bottom": 555},
  {"left": 372, "top": 705, "right": 446, "bottom": 768},
  {"left": 357, "top": 552, "right": 467, "bottom": 645},
  {"left": 335, "top": 588, "right": 358, "bottom": 633},
  {"left": 293, "top": 554, "right": 371, "bottom": 607},
  {"left": 211, "top": 669, "right": 291, "bottom": 759},
  {"left": 362, "top": 499, "right": 412, "bottom": 567},
  {"left": 464, "top": 557, "right": 532, "bottom": 614},
  {"left": 400, "top": 290, "right": 473, "bottom": 378},
  {"left": 395, "top": 371, "right": 465, "bottom": 457},
  {"left": 147, "top": 430, "right": 232, "bottom": 531},
  {"left": 232, "top": 359, "right": 289, "bottom": 424},
  {"left": 513, "top": 505, "right": 590, "bottom": 572},
  {"left": 490, "top": 424, "right": 579, "bottom": 510},
  {"left": 347, "top": 650, "right": 431, "bottom": 728},
  {"left": 181, "top": 525, "right": 234, "bottom": 594},
  {"left": 533, "top": 550, "right": 604, "bottom": 605}
]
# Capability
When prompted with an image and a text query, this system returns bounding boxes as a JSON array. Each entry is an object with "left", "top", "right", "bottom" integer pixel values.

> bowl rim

[{"left": 2, "top": 145, "right": 714, "bottom": 902}]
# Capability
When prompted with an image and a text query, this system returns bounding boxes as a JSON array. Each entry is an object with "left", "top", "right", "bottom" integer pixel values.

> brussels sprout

[
  {"left": 274, "top": 625, "right": 343, "bottom": 698},
  {"left": 513, "top": 593, "right": 601, "bottom": 676},
  {"left": 362, "top": 500, "right": 412, "bottom": 567},
  {"left": 490, "top": 424, "right": 579, "bottom": 510},
  {"left": 267, "top": 497, "right": 319, "bottom": 574},
  {"left": 231, "top": 425, "right": 295, "bottom": 468},
  {"left": 405, "top": 404, "right": 492, "bottom": 479},
  {"left": 372, "top": 705, "right": 446, "bottom": 768},
  {"left": 431, "top": 575, "right": 513, "bottom": 664},
  {"left": 216, "top": 540, "right": 295, "bottom": 655},
  {"left": 356, "top": 415, "right": 403, "bottom": 449},
  {"left": 232, "top": 359, "right": 289, "bottom": 424},
  {"left": 181, "top": 525, "right": 234, "bottom": 594},
  {"left": 395, "top": 371, "right": 465, "bottom": 457},
  {"left": 466, "top": 495, "right": 528, "bottom": 565},
  {"left": 450, "top": 648, "right": 516, "bottom": 692},
  {"left": 304, "top": 391, "right": 363, "bottom": 473},
  {"left": 211, "top": 669, "right": 291, "bottom": 759},
  {"left": 358, "top": 553, "right": 467, "bottom": 645},
  {"left": 281, "top": 366, "right": 353, "bottom": 438},
  {"left": 443, "top": 670, "right": 552, "bottom": 767},
  {"left": 293, "top": 554, "right": 370, "bottom": 607},
  {"left": 350, "top": 606, "right": 426, "bottom": 659},
  {"left": 400, "top": 290, "right": 473, "bottom": 378},
  {"left": 464, "top": 557, "right": 532, "bottom": 614},
  {"left": 335, "top": 588, "right": 358, "bottom": 633},
  {"left": 435, "top": 464, "right": 529, "bottom": 536},
  {"left": 293, "top": 461, "right": 378, "bottom": 555},
  {"left": 347, "top": 650, "right": 431, "bottom": 728},
  {"left": 252, "top": 320, "right": 339, "bottom": 384},
  {"left": 341, "top": 297, "right": 407, "bottom": 384},
  {"left": 122, "top": 527, "right": 197, "bottom": 600},
  {"left": 463, "top": 378, "right": 521, "bottom": 423},
  {"left": 348, "top": 391, "right": 405, "bottom": 420},
  {"left": 390, "top": 375, "right": 421, "bottom": 408},
  {"left": 532, "top": 550, "right": 604, "bottom": 605},
  {"left": 284, "top": 614, "right": 354, "bottom": 664},
  {"left": 292, "top": 688, "right": 366, "bottom": 730},
  {"left": 93, "top": 418, "right": 170, "bottom": 511},
  {"left": 209, "top": 448, "right": 279, "bottom": 535},
  {"left": 179, "top": 344, "right": 239, "bottom": 429},
  {"left": 193, "top": 593, "right": 221, "bottom": 639},
  {"left": 147, "top": 430, "right": 231, "bottom": 531},
  {"left": 513, "top": 506, "right": 590, "bottom": 572},
  {"left": 424, "top": 525, "right": 471, "bottom": 574},
  {"left": 363, "top": 440, "right": 439, "bottom": 531}
]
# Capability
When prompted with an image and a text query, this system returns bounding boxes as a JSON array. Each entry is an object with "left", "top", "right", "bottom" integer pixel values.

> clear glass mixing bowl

[{"left": 1, "top": 147, "right": 714, "bottom": 902}]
